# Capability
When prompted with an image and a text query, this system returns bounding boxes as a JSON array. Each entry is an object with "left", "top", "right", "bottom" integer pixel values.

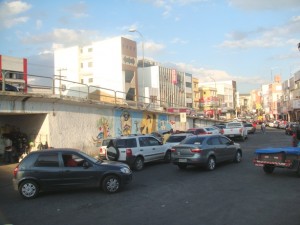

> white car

[
  {"left": 165, "top": 133, "right": 194, "bottom": 150},
  {"left": 106, "top": 134, "right": 170, "bottom": 171},
  {"left": 202, "top": 126, "right": 222, "bottom": 135}
]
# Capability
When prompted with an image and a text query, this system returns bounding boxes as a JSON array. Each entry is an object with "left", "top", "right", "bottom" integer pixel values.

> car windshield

[
  {"left": 166, "top": 135, "right": 187, "bottom": 143},
  {"left": 181, "top": 136, "right": 206, "bottom": 145}
]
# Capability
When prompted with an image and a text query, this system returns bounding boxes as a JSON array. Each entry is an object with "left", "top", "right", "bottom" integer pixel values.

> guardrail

[{"left": 23, "top": 74, "right": 191, "bottom": 112}]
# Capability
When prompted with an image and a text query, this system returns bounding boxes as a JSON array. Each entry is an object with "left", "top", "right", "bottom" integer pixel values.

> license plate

[
  {"left": 179, "top": 159, "right": 187, "bottom": 162},
  {"left": 229, "top": 135, "right": 234, "bottom": 137}
]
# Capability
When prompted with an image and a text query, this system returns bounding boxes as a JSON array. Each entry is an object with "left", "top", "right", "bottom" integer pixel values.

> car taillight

[
  {"left": 220, "top": 129, "right": 224, "bottom": 134},
  {"left": 207, "top": 132, "right": 212, "bottom": 134},
  {"left": 126, "top": 149, "right": 132, "bottom": 157},
  {"left": 171, "top": 148, "right": 176, "bottom": 152},
  {"left": 191, "top": 149, "right": 202, "bottom": 153},
  {"left": 13, "top": 166, "right": 19, "bottom": 178},
  {"left": 239, "top": 128, "right": 242, "bottom": 133},
  {"left": 99, "top": 147, "right": 104, "bottom": 153}
]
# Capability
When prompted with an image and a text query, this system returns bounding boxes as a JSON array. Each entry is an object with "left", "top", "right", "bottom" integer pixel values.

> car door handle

[
  {"left": 140, "top": 149, "right": 143, "bottom": 151},
  {"left": 152, "top": 148, "right": 156, "bottom": 150}
]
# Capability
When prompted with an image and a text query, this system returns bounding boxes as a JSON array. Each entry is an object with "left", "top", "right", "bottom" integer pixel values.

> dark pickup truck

[{"left": 253, "top": 147, "right": 300, "bottom": 176}]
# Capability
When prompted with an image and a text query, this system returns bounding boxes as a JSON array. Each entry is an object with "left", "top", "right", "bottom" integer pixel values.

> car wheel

[
  {"left": 133, "top": 157, "right": 144, "bottom": 171},
  {"left": 206, "top": 156, "right": 216, "bottom": 171},
  {"left": 263, "top": 165, "right": 275, "bottom": 174},
  {"left": 164, "top": 150, "right": 171, "bottom": 163},
  {"left": 19, "top": 180, "right": 39, "bottom": 199},
  {"left": 234, "top": 151, "right": 242, "bottom": 163},
  {"left": 106, "top": 146, "right": 120, "bottom": 161},
  {"left": 102, "top": 175, "right": 120, "bottom": 193},
  {"left": 178, "top": 164, "right": 187, "bottom": 170}
]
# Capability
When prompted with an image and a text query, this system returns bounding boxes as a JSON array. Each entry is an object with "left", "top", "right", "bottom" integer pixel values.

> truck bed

[{"left": 253, "top": 147, "right": 300, "bottom": 169}]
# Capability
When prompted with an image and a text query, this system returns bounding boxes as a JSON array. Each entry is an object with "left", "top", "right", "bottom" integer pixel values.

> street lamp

[{"left": 129, "top": 28, "right": 145, "bottom": 100}]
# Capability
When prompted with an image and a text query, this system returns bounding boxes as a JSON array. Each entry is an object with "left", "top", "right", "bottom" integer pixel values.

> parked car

[
  {"left": 171, "top": 134, "right": 242, "bottom": 170},
  {"left": 285, "top": 122, "right": 299, "bottom": 135},
  {"left": 213, "top": 123, "right": 226, "bottom": 130},
  {"left": 222, "top": 122, "right": 248, "bottom": 141},
  {"left": 13, "top": 148, "right": 132, "bottom": 199},
  {"left": 202, "top": 126, "right": 222, "bottom": 135},
  {"left": 106, "top": 134, "right": 170, "bottom": 171},
  {"left": 164, "top": 133, "right": 194, "bottom": 150},
  {"left": 99, "top": 138, "right": 113, "bottom": 160},
  {"left": 0, "top": 82, "right": 19, "bottom": 92},
  {"left": 244, "top": 123, "right": 256, "bottom": 134}
]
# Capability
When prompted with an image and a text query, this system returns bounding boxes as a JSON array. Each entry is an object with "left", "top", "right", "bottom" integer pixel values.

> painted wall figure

[
  {"left": 120, "top": 110, "right": 132, "bottom": 136},
  {"left": 93, "top": 117, "right": 113, "bottom": 146},
  {"left": 140, "top": 112, "right": 157, "bottom": 134}
]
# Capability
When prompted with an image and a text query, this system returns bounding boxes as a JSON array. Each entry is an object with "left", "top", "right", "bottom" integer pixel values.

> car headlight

[{"left": 120, "top": 167, "right": 131, "bottom": 174}]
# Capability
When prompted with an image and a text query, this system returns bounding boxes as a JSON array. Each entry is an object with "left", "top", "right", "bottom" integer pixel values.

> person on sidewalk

[{"left": 3, "top": 134, "right": 13, "bottom": 163}]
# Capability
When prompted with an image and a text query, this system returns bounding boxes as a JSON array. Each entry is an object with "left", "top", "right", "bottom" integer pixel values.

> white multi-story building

[
  {"left": 137, "top": 63, "right": 196, "bottom": 111},
  {"left": 54, "top": 37, "right": 137, "bottom": 101}
]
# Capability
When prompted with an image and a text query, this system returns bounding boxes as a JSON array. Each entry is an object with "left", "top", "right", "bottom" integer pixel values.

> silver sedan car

[{"left": 171, "top": 134, "right": 242, "bottom": 170}]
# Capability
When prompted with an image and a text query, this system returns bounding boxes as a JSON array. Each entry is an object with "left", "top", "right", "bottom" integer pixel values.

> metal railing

[{"left": 20, "top": 74, "right": 190, "bottom": 112}]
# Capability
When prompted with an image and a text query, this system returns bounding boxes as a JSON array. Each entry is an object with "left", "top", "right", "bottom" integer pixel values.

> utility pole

[{"left": 56, "top": 68, "right": 67, "bottom": 97}]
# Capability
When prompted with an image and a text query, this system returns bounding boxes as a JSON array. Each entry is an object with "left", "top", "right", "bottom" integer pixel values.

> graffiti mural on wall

[
  {"left": 140, "top": 112, "right": 156, "bottom": 134},
  {"left": 115, "top": 109, "right": 161, "bottom": 136},
  {"left": 93, "top": 116, "right": 113, "bottom": 146},
  {"left": 157, "top": 114, "right": 173, "bottom": 131},
  {"left": 91, "top": 110, "right": 176, "bottom": 144},
  {"left": 120, "top": 110, "right": 132, "bottom": 135}
]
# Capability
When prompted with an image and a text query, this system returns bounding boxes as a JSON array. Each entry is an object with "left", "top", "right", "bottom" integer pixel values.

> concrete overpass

[{"left": 0, "top": 92, "right": 217, "bottom": 155}]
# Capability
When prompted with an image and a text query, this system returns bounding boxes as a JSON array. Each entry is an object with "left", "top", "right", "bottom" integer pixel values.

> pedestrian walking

[{"left": 261, "top": 122, "right": 266, "bottom": 134}]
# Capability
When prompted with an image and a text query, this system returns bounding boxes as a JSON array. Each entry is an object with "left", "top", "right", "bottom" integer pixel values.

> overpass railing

[{"left": 22, "top": 74, "right": 193, "bottom": 113}]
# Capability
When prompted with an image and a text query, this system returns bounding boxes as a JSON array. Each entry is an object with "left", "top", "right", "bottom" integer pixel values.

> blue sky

[{"left": 1, "top": 0, "right": 300, "bottom": 93}]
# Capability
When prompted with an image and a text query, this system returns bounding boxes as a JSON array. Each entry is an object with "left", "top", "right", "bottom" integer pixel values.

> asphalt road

[{"left": 1, "top": 127, "right": 300, "bottom": 225}]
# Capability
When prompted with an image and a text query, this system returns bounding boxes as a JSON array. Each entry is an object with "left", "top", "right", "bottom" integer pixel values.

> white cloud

[
  {"left": 219, "top": 15, "right": 300, "bottom": 49},
  {"left": 228, "top": 0, "right": 300, "bottom": 11},
  {"left": 171, "top": 37, "right": 188, "bottom": 44},
  {"left": 163, "top": 61, "right": 269, "bottom": 92},
  {"left": 0, "top": 0, "right": 31, "bottom": 28},
  {"left": 21, "top": 28, "right": 101, "bottom": 50},
  {"left": 144, "top": 41, "right": 165, "bottom": 54},
  {"left": 65, "top": 1, "right": 89, "bottom": 18},
  {"left": 143, "top": 0, "right": 207, "bottom": 18},
  {"left": 36, "top": 20, "right": 43, "bottom": 29}
]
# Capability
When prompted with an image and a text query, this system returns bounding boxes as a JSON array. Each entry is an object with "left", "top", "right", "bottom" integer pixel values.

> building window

[
  {"left": 81, "top": 63, "right": 83, "bottom": 68},
  {"left": 88, "top": 48, "right": 93, "bottom": 52},
  {"left": 81, "top": 79, "right": 84, "bottom": 84},
  {"left": 88, "top": 78, "right": 93, "bottom": 83},
  {"left": 88, "top": 62, "right": 93, "bottom": 67}
]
